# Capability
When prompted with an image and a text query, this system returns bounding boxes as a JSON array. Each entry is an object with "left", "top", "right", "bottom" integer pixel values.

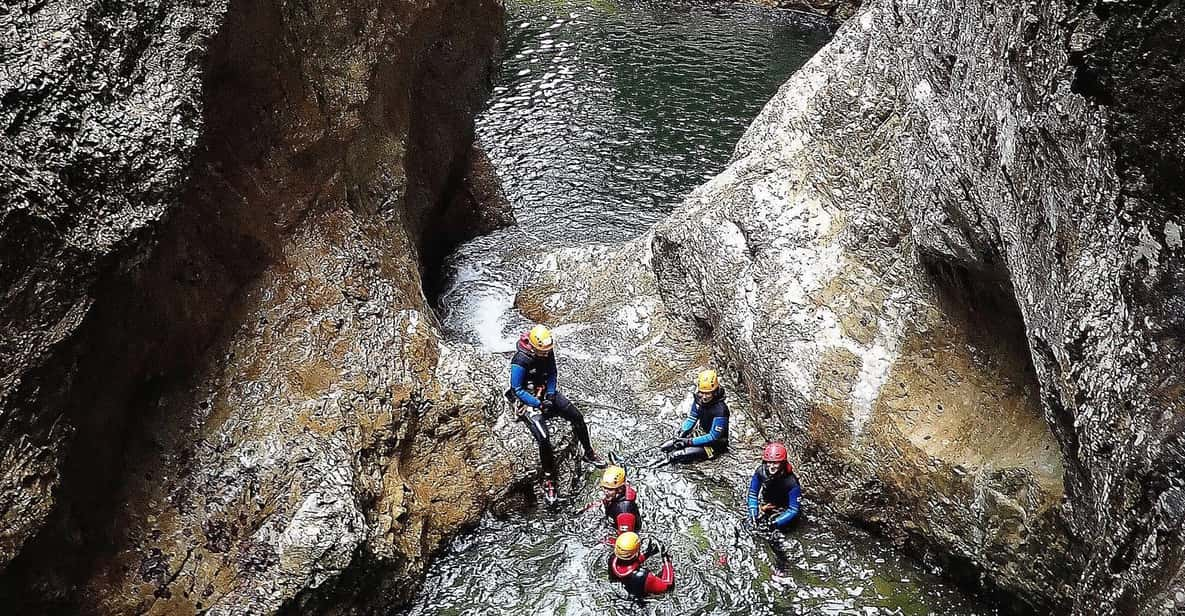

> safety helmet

[
  {"left": 615, "top": 532, "right": 641, "bottom": 560},
  {"left": 696, "top": 369, "right": 719, "bottom": 393},
  {"left": 600, "top": 466, "right": 627, "bottom": 490},
  {"left": 528, "top": 324, "right": 554, "bottom": 353},
  {"left": 762, "top": 442, "right": 788, "bottom": 463}
]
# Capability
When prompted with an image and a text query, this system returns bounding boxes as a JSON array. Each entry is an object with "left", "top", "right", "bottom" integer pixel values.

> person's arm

[
  {"left": 678, "top": 400, "right": 699, "bottom": 436},
  {"left": 772, "top": 484, "right": 801, "bottom": 528},
  {"left": 510, "top": 364, "right": 542, "bottom": 407},
  {"left": 689, "top": 416, "right": 726, "bottom": 446},
  {"left": 747, "top": 472, "right": 761, "bottom": 521},
  {"left": 545, "top": 355, "right": 558, "bottom": 397},
  {"left": 643, "top": 558, "right": 675, "bottom": 593}
]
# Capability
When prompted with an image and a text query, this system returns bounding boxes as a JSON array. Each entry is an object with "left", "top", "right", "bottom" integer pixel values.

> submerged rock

[
  {"left": 523, "top": 0, "right": 1183, "bottom": 613},
  {"left": 751, "top": 0, "right": 862, "bottom": 21}
]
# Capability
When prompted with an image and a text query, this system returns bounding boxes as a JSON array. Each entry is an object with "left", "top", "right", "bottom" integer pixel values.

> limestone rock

[
  {"left": 0, "top": 0, "right": 229, "bottom": 570},
  {"left": 1, "top": 0, "right": 521, "bottom": 612},
  {"left": 524, "top": 0, "right": 1183, "bottom": 613}
]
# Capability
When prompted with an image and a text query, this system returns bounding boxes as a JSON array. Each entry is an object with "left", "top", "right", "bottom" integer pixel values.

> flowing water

[{"left": 412, "top": 1, "right": 1005, "bottom": 614}]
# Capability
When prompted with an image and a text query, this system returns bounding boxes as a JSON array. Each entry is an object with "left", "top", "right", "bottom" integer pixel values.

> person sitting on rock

[
  {"left": 608, "top": 532, "right": 674, "bottom": 596},
  {"left": 600, "top": 465, "right": 641, "bottom": 536},
  {"left": 660, "top": 369, "right": 729, "bottom": 464},
  {"left": 506, "top": 324, "right": 607, "bottom": 502},
  {"left": 746, "top": 442, "right": 801, "bottom": 530}
]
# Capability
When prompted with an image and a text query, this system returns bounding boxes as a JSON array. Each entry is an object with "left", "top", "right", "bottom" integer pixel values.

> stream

[{"left": 410, "top": 1, "right": 1005, "bottom": 614}]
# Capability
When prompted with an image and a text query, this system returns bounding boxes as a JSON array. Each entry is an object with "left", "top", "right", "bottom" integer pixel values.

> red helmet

[{"left": 762, "top": 442, "right": 788, "bottom": 463}]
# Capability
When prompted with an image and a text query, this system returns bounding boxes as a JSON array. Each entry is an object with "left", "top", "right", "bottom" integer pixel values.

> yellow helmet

[
  {"left": 614, "top": 532, "right": 641, "bottom": 560},
  {"left": 528, "top": 324, "right": 554, "bottom": 353},
  {"left": 696, "top": 369, "right": 719, "bottom": 393},
  {"left": 600, "top": 466, "right": 626, "bottom": 489}
]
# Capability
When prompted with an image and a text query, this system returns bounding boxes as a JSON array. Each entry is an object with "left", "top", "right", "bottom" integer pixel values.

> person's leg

[
  {"left": 523, "top": 413, "right": 555, "bottom": 476},
  {"left": 669, "top": 445, "right": 711, "bottom": 464},
  {"left": 550, "top": 392, "right": 594, "bottom": 454}
]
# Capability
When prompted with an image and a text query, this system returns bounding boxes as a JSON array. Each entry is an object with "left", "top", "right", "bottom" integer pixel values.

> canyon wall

[
  {"left": 523, "top": 0, "right": 1183, "bottom": 613},
  {"left": 1, "top": 0, "right": 523, "bottom": 613}
]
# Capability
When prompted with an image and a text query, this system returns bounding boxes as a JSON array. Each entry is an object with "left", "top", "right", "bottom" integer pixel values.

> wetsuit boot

[{"left": 541, "top": 473, "right": 558, "bottom": 506}]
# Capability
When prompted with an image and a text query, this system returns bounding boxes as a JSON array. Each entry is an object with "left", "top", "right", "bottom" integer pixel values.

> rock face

[
  {"left": 524, "top": 0, "right": 1183, "bottom": 613},
  {"left": 0, "top": 0, "right": 228, "bottom": 570},
  {"left": 1, "top": 0, "right": 527, "bottom": 613}
]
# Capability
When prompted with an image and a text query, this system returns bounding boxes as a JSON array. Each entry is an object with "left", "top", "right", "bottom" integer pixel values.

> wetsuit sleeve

[
  {"left": 679, "top": 400, "right": 699, "bottom": 436},
  {"left": 546, "top": 366, "right": 557, "bottom": 396},
  {"left": 747, "top": 472, "right": 761, "bottom": 520},
  {"left": 643, "top": 559, "right": 675, "bottom": 594},
  {"left": 510, "top": 364, "right": 542, "bottom": 407},
  {"left": 772, "top": 484, "right": 801, "bottom": 528},
  {"left": 690, "top": 416, "right": 727, "bottom": 446}
]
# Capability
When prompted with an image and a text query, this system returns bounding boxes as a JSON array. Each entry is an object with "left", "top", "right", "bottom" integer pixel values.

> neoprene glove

[
  {"left": 674, "top": 438, "right": 690, "bottom": 449},
  {"left": 545, "top": 392, "right": 556, "bottom": 402},
  {"left": 540, "top": 399, "right": 554, "bottom": 412}
]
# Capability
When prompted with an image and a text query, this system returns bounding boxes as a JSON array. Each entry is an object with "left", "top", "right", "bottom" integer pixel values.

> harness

[
  {"left": 604, "top": 486, "right": 640, "bottom": 532},
  {"left": 510, "top": 334, "right": 556, "bottom": 390}
]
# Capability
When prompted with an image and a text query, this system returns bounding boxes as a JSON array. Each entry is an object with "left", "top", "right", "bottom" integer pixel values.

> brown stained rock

[
  {"left": 0, "top": 0, "right": 232, "bottom": 572},
  {"left": 0, "top": 0, "right": 516, "bottom": 612}
]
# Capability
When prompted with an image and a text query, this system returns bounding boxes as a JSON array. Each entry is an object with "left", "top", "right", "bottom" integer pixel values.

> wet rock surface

[
  {"left": 522, "top": 0, "right": 1183, "bottom": 613},
  {"left": 751, "top": 0, "right": 862, "bottom": 21},
  {"left": 0, "top": 0, "right": 229, "bottom": 570},
  {"left": 1, "top": 0, "right": 528, "bottom": 612}
]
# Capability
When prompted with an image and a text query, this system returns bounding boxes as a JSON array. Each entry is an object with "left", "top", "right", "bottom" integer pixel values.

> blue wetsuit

[
  {"left": 747, "top": 463, "right": 801, "bottom": 529},
  {"left": 670, "top": 389, "right": 729, "bottom": 464}
]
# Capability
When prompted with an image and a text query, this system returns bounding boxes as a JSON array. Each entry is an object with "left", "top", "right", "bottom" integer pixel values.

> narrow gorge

[{"left": 1, "top": 0, "right": 1181, "bottom": 615}]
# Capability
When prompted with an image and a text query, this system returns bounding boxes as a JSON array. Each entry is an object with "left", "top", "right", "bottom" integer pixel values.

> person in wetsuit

[
  {"left": 600, "top": 466, "right": 641, "bottom": 536},
  {"left": 747, "top": 442, "right": 801, "bottom": 530},
  {"left": 608, "top": 532, "right": 674, "bottom": 596},
  {"left": 507, "top": 324, "right": 607, "bottom": 501},
  {"left": 661, "top": 369, "right": 729, "bottom": 464}
]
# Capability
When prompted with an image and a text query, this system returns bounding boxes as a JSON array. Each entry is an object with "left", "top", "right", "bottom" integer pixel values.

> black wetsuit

[
  {"left": 604, "top": 485, "right": 641, "bottom": 535},
  {"left": 506, "top": 334, "right": 593, "bottom": 477},
  {"left": 608, "top": 550, "right": 674, "bottom": 596},
  {"left": 670, "top": 389, "right": 729, "bottom": 464}
]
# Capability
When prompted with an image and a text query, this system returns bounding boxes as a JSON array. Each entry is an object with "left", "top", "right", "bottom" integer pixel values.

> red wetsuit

[
  {"left": 608, "top": 552, "right": 674, "bottom": 596},
  {"left": 603, "top": 485, "right": 640, "bottom": 535}
]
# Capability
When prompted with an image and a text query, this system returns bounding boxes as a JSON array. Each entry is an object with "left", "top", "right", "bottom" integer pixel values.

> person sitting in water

[
  {"left": 506, "top": 324, "right": 607, "bottom": 502},
  {"left": 660, "top": 369, "right": 729, "bottom": 464},
  {"left": 600, "top": 466, "right": 641, "bottom": 536},
  {"left": 608, "top": 532, "right": 674, "bottom": 596},
  {"left": 747, "top": 442, "right": 801, "bottom": 530}
]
